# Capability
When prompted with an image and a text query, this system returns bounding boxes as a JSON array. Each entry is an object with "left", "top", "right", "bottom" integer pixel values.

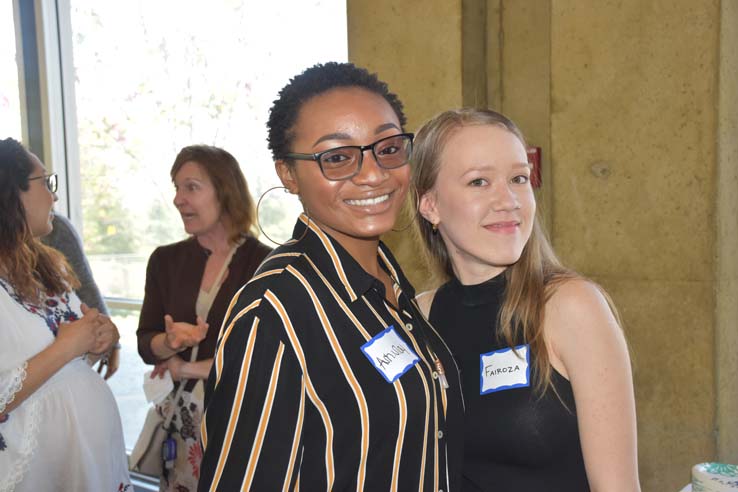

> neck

[
  {"left": 321, "top": 229, "right": 381, "bottom": 277},
  {"left": 452, "top": 260, "right": 507, "bottom": 286},
  {"left": 195, "top": 222, "right": 233, "bottom": 256},
  {"left": 345, "top": 238, "right": 382, "bottom": 278}
]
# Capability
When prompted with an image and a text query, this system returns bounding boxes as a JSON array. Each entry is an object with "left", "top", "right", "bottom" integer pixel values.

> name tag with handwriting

[
  {"left": 361, "top": 326, "right": 419, "bottom": 383},
  {"left": 480, "top": 344, "right": 530, "bottom": 394}
]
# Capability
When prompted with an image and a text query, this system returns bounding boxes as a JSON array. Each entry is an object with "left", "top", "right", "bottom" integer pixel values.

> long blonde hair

[{"left": 411, "top": 108, "right": 577, "bottom": 394}]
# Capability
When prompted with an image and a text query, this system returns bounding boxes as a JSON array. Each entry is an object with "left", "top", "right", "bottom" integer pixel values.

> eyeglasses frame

[
  {"left": 28, "top": 173, "right": 58, "bottom": 193},
  {"left": 282, "top": 132, "right": 415, "bottom": 181}
]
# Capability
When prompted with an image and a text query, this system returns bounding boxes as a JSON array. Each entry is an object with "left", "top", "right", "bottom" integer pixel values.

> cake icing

[{"left": 692, "top": 463, "right": 738, "bottom": 492}]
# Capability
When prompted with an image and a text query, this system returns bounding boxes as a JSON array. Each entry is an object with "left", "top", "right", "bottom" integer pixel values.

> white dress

[{"left": 0, "top": 279, "right": 131, "bottom": 492}]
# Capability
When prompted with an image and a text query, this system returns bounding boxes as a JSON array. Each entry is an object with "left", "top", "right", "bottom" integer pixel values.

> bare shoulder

[
  {"left": 547, "top": 277, "right": 614, "bottom": 320},
  {"left": 545, "top": 277, "right": 622, "bottom": 347},
  {"left": 415, "top": 289, "right": 438, "bottom": 318}
]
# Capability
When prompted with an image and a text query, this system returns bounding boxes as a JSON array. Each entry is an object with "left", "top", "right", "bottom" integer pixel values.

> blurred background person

[
  {"left": 413, "top": 109, "right": 640, "bottom": 491},
  {"left": 136, "top": 145, "right": 271, "bottom": 491},
  {"left": 42, "top": 212, "right": 119, "bottom": 379},
  {"left": 0, "top": 137, "right": 130, "bottom": 491}
]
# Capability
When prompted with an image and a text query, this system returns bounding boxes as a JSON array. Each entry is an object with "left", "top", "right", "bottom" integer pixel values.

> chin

[
  {"left": 492, "top": 253, "right": 524, "bottom": 268},
  {"left": 356, "top": 220, "right": 396, "bottom": 238}
]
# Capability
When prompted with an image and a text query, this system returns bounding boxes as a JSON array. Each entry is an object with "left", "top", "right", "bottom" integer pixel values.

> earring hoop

[
  {"left": 256, "top": 186, "right": 310, "bottom": 246},
  {"left": 391, "top": 186, "right": 420, "bottom": 233},
  {"left": 431, "top": 222, "right": 438, "bottom": 234}
]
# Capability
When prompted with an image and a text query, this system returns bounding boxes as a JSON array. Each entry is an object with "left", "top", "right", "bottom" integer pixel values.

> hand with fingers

[
  {"left": 55, "top": 303, "right": 103, "bottom": 359},
  {"left": 162, "top": 314, "right": 209, "bottom": 353},
  {"left": 85, "top": 304, "right": 120, "bottom": 356},
  {"left": 96, "top": 345, "right": 120, "bottom": 380},
  {"left": 150, "top": 355, "right": 186, "bottom": 381}
]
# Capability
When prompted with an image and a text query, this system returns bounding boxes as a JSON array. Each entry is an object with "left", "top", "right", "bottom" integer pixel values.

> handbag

[{"left": 129, "top": 346, "right": 199, "bottom": 477}]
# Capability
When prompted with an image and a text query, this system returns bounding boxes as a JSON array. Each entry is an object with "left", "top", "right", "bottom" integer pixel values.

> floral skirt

[{"left": 156, "top": 380, "right": 204, "bottom": 492}]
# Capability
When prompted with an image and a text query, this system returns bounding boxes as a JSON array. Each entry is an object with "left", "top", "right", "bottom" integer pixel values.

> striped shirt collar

[{"left": 287, "top": 214, "right": 416, "bottom": 303}]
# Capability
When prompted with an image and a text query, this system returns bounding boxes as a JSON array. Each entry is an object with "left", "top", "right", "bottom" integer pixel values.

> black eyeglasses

[
  {"left": 283, "top": 133, "right": 414, "bottom": 181},
  {"left": 29, "top": 173, "right": 58, "bottom": 193}
]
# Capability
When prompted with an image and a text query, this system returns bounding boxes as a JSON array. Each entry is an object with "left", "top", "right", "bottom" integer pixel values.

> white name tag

[
  {"left": 361, "top": 325, "right": 420, "bottom": 383},
  {"left": 480, "top": 344, "right": 530, "bottom": 394}
]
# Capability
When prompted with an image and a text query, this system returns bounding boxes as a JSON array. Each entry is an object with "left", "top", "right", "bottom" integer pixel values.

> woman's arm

[
  {"left": 545, "top": 279, "right": 640, "bottom": 492},
  {"left": 199, "top": 294, "right": 303, "bottom": 491},
  {"left": 151, "top": 356, "right": 213, "bottom": 381},
  {"left": 43, "top": 215, "right": 110, "bottom": 315},
  {"left": 147, "top": 315, "right": 209, "bottom": 361},
  {"left": 137, "top": 248, "right": 208, "bottom": 363},
  {"left": 1, "top": 307, "right": 102, "bottom": 416}
]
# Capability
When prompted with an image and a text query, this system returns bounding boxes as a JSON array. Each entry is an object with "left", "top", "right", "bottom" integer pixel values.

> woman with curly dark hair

[
  {"left": 0, "top": 138, "right": 130, "bottom": 491},
  {"left": 199, "top": 63, "right": 463, "bottom": 492}
]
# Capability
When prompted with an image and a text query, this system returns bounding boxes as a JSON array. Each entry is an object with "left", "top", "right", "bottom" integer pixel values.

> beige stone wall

[
  {"left": 551, "top": 2, "right": 720, "bottom": 488},
  {"left": 717, "top": 0, "right": 738, "bottom": 463},
  {"left": 347, "top": 1, "right": 736, "bottom": 490}
]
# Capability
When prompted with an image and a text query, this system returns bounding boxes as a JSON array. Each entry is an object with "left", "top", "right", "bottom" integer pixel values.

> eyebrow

[
  {"left": 460, "top": 162, "right": 532, "bottom": 178},
  {"left": 311, "top": 123, "right": 402, "bottom": 147},
  {"left": 174, "top": 177, "right": 203, "bottom": 185},
  {"left": 313, "top": 132, "right": 352, "bottom": 146},
  {"left": 375, "top": 122, "right": 401, "bottom": 134},
  {"left": 464, "top": 162, "right": 532, "bottom": 172}
]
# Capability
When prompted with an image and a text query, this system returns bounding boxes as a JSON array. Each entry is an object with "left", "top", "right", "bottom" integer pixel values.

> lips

[{"left": 484, "top": 221, "right": 520, "bottom": 234}]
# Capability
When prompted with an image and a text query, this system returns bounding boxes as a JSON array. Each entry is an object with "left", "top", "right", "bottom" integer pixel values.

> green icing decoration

[{"left": 704, "top": 462, "right": 738, "bottom": 477}]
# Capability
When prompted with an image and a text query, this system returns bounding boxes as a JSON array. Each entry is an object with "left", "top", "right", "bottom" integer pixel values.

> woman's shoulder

[
  {"left": 545, "top": 276, "right": 612, "bottom": 318},
  {"left": 146, "top": 237, "right": 197, "bottom": 261},
  {"left": 242, "top": 248, "right": 311, "bottom": 294},
  {"left": 543, "top": 277, "right": 623, "bottom": 356}
]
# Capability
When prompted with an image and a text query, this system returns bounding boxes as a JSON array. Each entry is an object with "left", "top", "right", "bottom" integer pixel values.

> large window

[
  {"left": 0, "top": 1, "right": 22, "bottom": 140},
  {"left": 64, "top": 0, "right": 347, "bottom": 449}
]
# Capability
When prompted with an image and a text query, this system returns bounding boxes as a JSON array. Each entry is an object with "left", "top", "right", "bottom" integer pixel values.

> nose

[
  {"left": 490, "top": 180, "right": 519, "bottom": 211},
  {"left": 173, "top": 189, "right": 185, "bottom": 207},
  {"left": 351, "top": 149, "right": 387, "bottom": 186}
]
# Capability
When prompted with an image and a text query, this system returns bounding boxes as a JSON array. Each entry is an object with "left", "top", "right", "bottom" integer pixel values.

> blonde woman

[{"left": 413, "top": 109, "right": 640, "bottom": 491}]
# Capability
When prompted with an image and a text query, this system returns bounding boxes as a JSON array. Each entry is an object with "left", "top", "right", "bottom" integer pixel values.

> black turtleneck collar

[{"left": 447, "top": 272, "right": 506, "bottom": 307}]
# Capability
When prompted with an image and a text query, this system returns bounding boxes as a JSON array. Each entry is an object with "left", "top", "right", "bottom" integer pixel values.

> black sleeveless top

[{"left": 429, "top": 274, "right": 590, "bottom": 492}]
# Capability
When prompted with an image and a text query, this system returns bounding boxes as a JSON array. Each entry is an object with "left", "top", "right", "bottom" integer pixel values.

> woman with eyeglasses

[
  {"left": 0, "top": 138, "right": 131, "bottom": 491},
  {"left": 412, "top": 109, "right": 640, "bottom": 491},
  {"left": 199, "top": 62, "right": 463, "bottom": 492}
]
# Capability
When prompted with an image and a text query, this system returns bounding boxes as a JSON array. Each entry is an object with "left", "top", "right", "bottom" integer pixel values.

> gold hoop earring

[
  {"left": 256, "top": 186, "right": 310, "bottom": 246},
  {"left": 392, "top": 186, "right": 420, "bottom": 233},
  {"left": 431, "top": 222, "right": 438, "bottom": 234}
]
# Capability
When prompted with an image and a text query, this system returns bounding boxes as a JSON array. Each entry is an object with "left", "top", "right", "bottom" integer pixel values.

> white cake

[{"left": 689, "top": 463, "right": 738, "bottom": 492}]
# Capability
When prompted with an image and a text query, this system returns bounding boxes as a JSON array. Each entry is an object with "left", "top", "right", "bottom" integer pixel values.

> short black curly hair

[{"left": 267, "top": 62, "right": 407, "bottom": 161}]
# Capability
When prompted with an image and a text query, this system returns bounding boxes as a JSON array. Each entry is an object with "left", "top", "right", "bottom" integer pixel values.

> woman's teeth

[{"left": 346, "top": 194, "right": 390, "bottom": 206}]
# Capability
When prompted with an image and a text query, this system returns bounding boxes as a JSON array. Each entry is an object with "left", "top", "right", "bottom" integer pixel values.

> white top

[{"left": 0, "top": 279, "right": 131, "bottom": 492}]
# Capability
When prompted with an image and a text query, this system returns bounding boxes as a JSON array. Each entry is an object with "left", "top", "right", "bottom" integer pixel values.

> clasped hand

[{"left": 56, "top": 303, "right": 120, "bottom": 358}]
